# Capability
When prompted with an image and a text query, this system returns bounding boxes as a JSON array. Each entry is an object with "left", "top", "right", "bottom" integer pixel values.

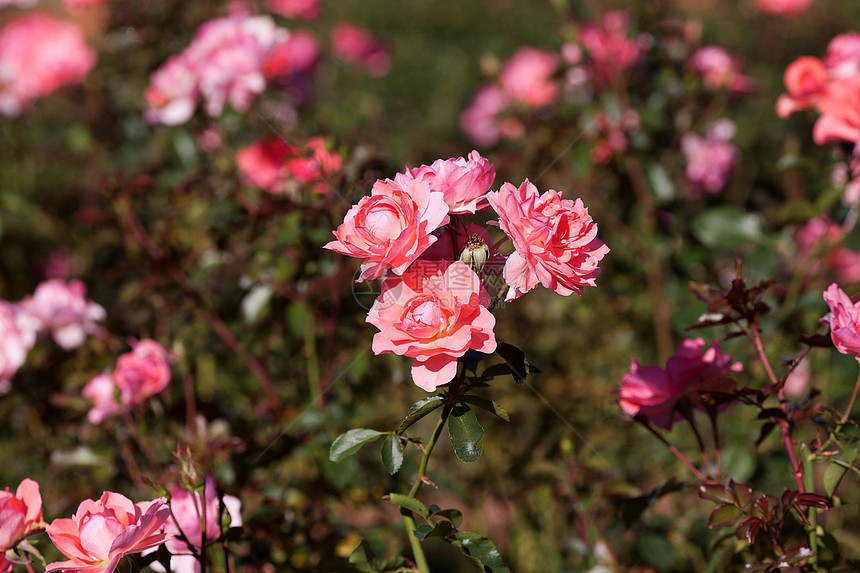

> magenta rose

[
  {"left": 823, "top": 283, "right": 860, "bottom": 360},
  {"left": 486, "top": 179, "right": 609, "bottom": 301},
  {"left": 617, "top": 338, "right": 741, "bottom": 430},
  {"left": 367, "top": 261, "right": 496, "bottom": 391},
  {"left": 396, "top": 150, "right": 496, "bottom": 215},
  {"left": 325, "top": 177, "right": 450, "bottom": 282}
]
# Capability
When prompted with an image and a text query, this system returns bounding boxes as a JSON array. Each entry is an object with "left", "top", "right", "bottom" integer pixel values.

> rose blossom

[
  {"left": 324, "top": 177, "right": 450, "bottom": 282},
  {"left": 46, "top": 492, "right": 171, "bottom": 573},
  {"left": 18, "top": 279, "right": 105, "bottom": 350},
  {"left": 82, "top": 374, "right": 121, "bottom": 425},
  {"left": 367, "top": 261, "right": 496, "bottom": 391},
  {"left": 617, "top": 338, "right": 741, "bottom": 430},
  {"left": 754, "top": 0, "right": 813, "bottom": 16},
  {"left": 144, "top": 56, "right": 199, "bottom": 126},
  {"left": 265, "top": 0, "right": 319, "bottom": 19},
  {"left": 499, "top": 47, "right": 559, "bottom": 108},
  {"left": 162, "top": 478, "right": 242, "bottom": 573},
  {"left": 579, "top": 11, "right": 648, "bottom": 88},
  {"left": 114, "top": 339, "right": 171, "bottom": 408},
  {"left": 0, "top": 479, "right": 46, "bottom": 552},
  {"left": 795, "top": 216, "right": 860, "bottom": 285},
  {"left": 459, "top": 84, "right": 512, "bottom": 147},
  {"left": 486, "top": 179, "right": 609, "bottom": 301},
  {"left": 235, "top": 136, "right": 297, "bottom": 193},
  {"left": 261, "top": 30, "right": 319, "bottom": 103},
  {"left": 775, "top": 56, "right": 828, "bottom": 118},
  {"left": 812, "top": 76, "right": 860, "bottom": 147},
  {"left": 0, "top": 302, "right": 35, "bottom": 391},
  {"left": 330, "top": 22, "right": 391, "bottom": 77},
  {"left": 681, "top": 119, "right": 738, "bottom": 199},
  {"left": 823, "top": 283, "right": 860, "bottom": 360},
  {"left": 691, "top": 46, "right": 752, "bottom": 93},
  {"left": 396, "top": 150, "right": 495, "bottom": 214},
  {"left": 0, "top": 13, "right": 97, "bottom": 117},
  {"left": 825, "top": 32, "right": 860, "bottom": 80}
]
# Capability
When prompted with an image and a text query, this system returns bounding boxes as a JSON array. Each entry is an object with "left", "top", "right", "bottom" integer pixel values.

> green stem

[
  {"left": 802, "top": 445, "right": 819, "bottom": 569},
  {"left": 400, "top": 406, "right": 452, "bottom": 572}
]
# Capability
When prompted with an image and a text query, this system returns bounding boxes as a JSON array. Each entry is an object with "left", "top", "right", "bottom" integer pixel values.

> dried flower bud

[{"left": 459, "top": 234, "right": 489, "bottom": 273}]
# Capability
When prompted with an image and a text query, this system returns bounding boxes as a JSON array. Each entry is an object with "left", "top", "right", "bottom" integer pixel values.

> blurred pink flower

[
  {"left": 396, "top": 150, "right": 496, "bottom": 214},
  {"left": 82, "top": 374, "right": 121, "bottom": 425},
  {"left": 261, "top": 30, "right": 319, "bottom": 102},
  {"left": 459, "top": 84, "right": 512, "bottom": 147},
  {"left": 579, "top": 11, "right": 648, "bottom": 88},
  {"left": 114, "top": 339, "right": 171, "bottom": 408},
  {"left": 795, "top": 216, "right": 860, "bottom": 285},
  {"left": 163, "top": 478, "right": 242, "bottom": 573},
  {"left": 236, "top": 136, "right": 297, "bottom": 193},
  {"left": 812, "top": 76, "right": 860, "bottom": 147},
  {"left": 681, "top": 119, "right": 738, "bottom": 199},
  {"left": 144, "top": 56, "right": 199, "bottom": 126},
  {"left": 617, "top": 338, "right": 741, "bottom": 430},
  {"left": 46, "top": 492, "right": 171, "bottom": 573},
  {"left": 0, "top": 478, "right": 46, "bottom": 552},
  {"left": 691, "top": 46, "right": 752, "bottom": 93},
  {"left": 486, "top": 180, "right": 609, "bottom": 301},
  {"left": 825, "top": 32, "right": 860, "bottom": 80},
  {"left": 784, "top": 359, "right": 811, "bottom": 400},
  {"left": 266, "top": 0, "right": 319, "bottom": 19},
  {"left": 0, "top": 302, "right": 35, "bottom": 390},
  {"left": 589, "top": 108, "right": 639, "bottom": 164},
  {"left": 499, "top": 47, "right": 559, "bottom": 108},
  {"left": 62, "top": 0, "right": 108, "bottom": 9},
  {"left": 19, "top": 279, "right": 105, "bottom": 350},
  {"left": 330, "top": 22, "right": 391, "bottom": 77},
  {"left": 325, "top": 177, "right": 450, "bottom": 282},
  {"left": 367, "top": 261, "right": 496, "bottom": 391},
  {"left": 0, "top": 12, "right": 96, "bottom": 117},
  {"left": 754, "top": 0, "right": 813, "bottom": 16},
  {"left": 824, "top": 283, "right": 860, "bottom": 361},
  {"left": 775, "top": 56, "right": 828, "bottom": 118}
]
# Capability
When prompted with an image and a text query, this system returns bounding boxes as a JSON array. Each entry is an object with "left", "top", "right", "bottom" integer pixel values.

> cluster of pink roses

[
  {"left": 0, "top": 12, "right": 96, "bottom": 117},
  {"left": 1, "top": 475, "right": 241, "bottom": 573},
  {"left": 1, "top": 280, "right": 105, "bottom": 394},
  {"left": 777, "top": 32, "right": 860, "bottom": 148},
  {"left": 82, "top": 339, "right": 172, "bottom": 424},
  {"left": 235, "top": 135, "right": 342, "bottom": 194},
  {"left": 325, "top": 150, "right": 608, "bottom": 390}
]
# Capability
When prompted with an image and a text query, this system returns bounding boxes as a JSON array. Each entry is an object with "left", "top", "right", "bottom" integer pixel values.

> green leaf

[
  {"left": 707, "top": 504, "right": 743, "bottom": 529},
  {"left": 329, "top": 429, "right": 383, "bottom": 463},
  {"left": 385, "top": 493, "right": 429, "bottom": 519},
  {"left": 448, "top": 404, "right": 484, "bottom": 462},
  {"left": 693, "top": 207, "right": 764, "bottom": 249},
  {"left": 494, "top": 342, "right": 540, "bottom": 384},
  {"left": 824, "top": 461, "right": 849, "bottom": 498},
  {"left": 480, "top": 363, "right": 514, "bottom": 380},
  {"left": 429, "top": 506, "right": 464, "bottom": 528},
  {"left": 395, "top": 396, "right": 444, "bottom": 435},
  {"left": 696, "top": 483, "right": 736, "bottom": 505},
  {"left": 381, "top": 434, "right": 404, "bottom": 475},
  {"left": 348, "top": 539, "right": 376, "bottom": 573},
  {"left": 635, "top": 533, "right": 674, "bottom": 572},
  {"left": 458, "top": 395, "right": 510, "bottom": 422},
  {"left": 451, "top": 531, "right": 510, "bottom": 572},
  {"left": 414, "top": 520, "right": 454, "bottom": 540}
]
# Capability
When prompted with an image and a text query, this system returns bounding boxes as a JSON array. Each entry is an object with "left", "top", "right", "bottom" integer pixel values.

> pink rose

[
  {"left": 265, "top": 0, "right": 319, "bottom": 19},
  {"left": 163, "top": 478, "right": 242, "bottom": 573},
  {"left": 486, "top": 180, "right": 609, "bottom": 301},
  {"left": 0, "top": 13, "right": 96, "bottom": 117},
  {"left": 236, "top": 136, "right": 297, "bottom": 193},
  {"left": 823, "top": 283, "right": 860, "bottom": 360},
  {"left": 114, "top": 340, "right": 171, "bottom": 408},
  {"left": 82, "top": 374, "right": 121, "bottom": 425},
  {"left": 396, "top": 150, "right": 495, "bottom": 214},
  {"left": 754, "top": 0, "right": 813, "bottom": 16},
  {"left": 681, "top": 119, "right": 738, "bottom": 198},
  {"left": 776, "top": 56, "right": 828, "bottom": 118},
  {"left": 62, "top": 0, "right": 108, "bottom": 9},
  {"left": 691, "top": 46, "right": 752, "bottom": 93},
  {"left": 825, "top": 32, "right": 860, "bottom": 80},
  {"left": 0, "top": 478, "right": 46, "bottom": 551},
  {"left": 813, "top": 77, "right": 860, "bottom": 147},
  {"left": 617, "top": 339, "right": 741, "bottom": 430},
  {"left": 330, "top": 22, "right": 391, "bottom": 77},
  {"left": 795, "top": 217, "right": 860, "bottom": 285},
  {"left": 144, "top": 56, "right": 199, "bottom": 126},
  {"left": 325, "top": 178, "right": 450, "bottom": 282},
  {"left": 261, "top": 30, "right": 319, "bottom": 103},
  {"left": 459, "top": 84, "right": 512, "bottom": 147},
  {"left": 0, "top": 302, "right": 35, "bottom": 390},
  {"left": 367, "top": 261, "right": 496, "bottom": 391},
  {"left": 46, "top": 492, "right": 171, "bottom": 573},
  {"left": 579, "top": 11, "right": 648, "bottom": 88},
  {"left": 18, "top": 279, "right": 105, "bottom": 350},
  {"left": 499, "top": 47, "right": 559, "bottom": 108}
]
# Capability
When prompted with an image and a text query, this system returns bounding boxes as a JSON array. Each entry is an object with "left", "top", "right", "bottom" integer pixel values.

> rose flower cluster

[{"left": 325, "top": 151, "right": 609, "bottom": 391}]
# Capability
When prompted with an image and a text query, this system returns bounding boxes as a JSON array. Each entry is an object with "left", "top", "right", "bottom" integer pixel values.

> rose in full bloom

[
  {"left": 46, "top": 492, "right": 171, "bottom": 573},
  {"left": 330, "top": 22, "right": 391, "bottom": 77},
  {"left": 396, "top": 150, "right": 495, "bottom": 214},
  {"left": 499, "top": 47, "right": 559, "bottom": 108},
  {"left": 754, "top": 0, "right": 813, "bottom": 16},
  {"left": 367, "top": 261, "right": 496, "bottom": 391},
  {"left": 18, "top": 279, "right": 105, "bottom": 350},
  {"left": 0, "top": 479, "right": 46, "bottom": 552},
  {"left": 617, "top": 339, "right": 741, "bottom": 430},
  {"left": 114, "top": 340, "right": 171, "bottom": 408},
  {"left": 823, "top": 283, "right": 860, "bottom": 360},
  {"left": 812, "top": 77, "right": 860, "bottom": 147},
  {"left": 681, "top": 119, "right": 738, "bottom": 199},
  {"left": 0, "top": 12, "right": 97, "bottom": 117},
  {"left": 486, "top": 180, "right": 609, "bottom": 301},
  {"left": 325, "top": 178, "right": 450, "bottom": 282},
  {"left": 162, "top": 478, "right": 242, "bottom": 573}
]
